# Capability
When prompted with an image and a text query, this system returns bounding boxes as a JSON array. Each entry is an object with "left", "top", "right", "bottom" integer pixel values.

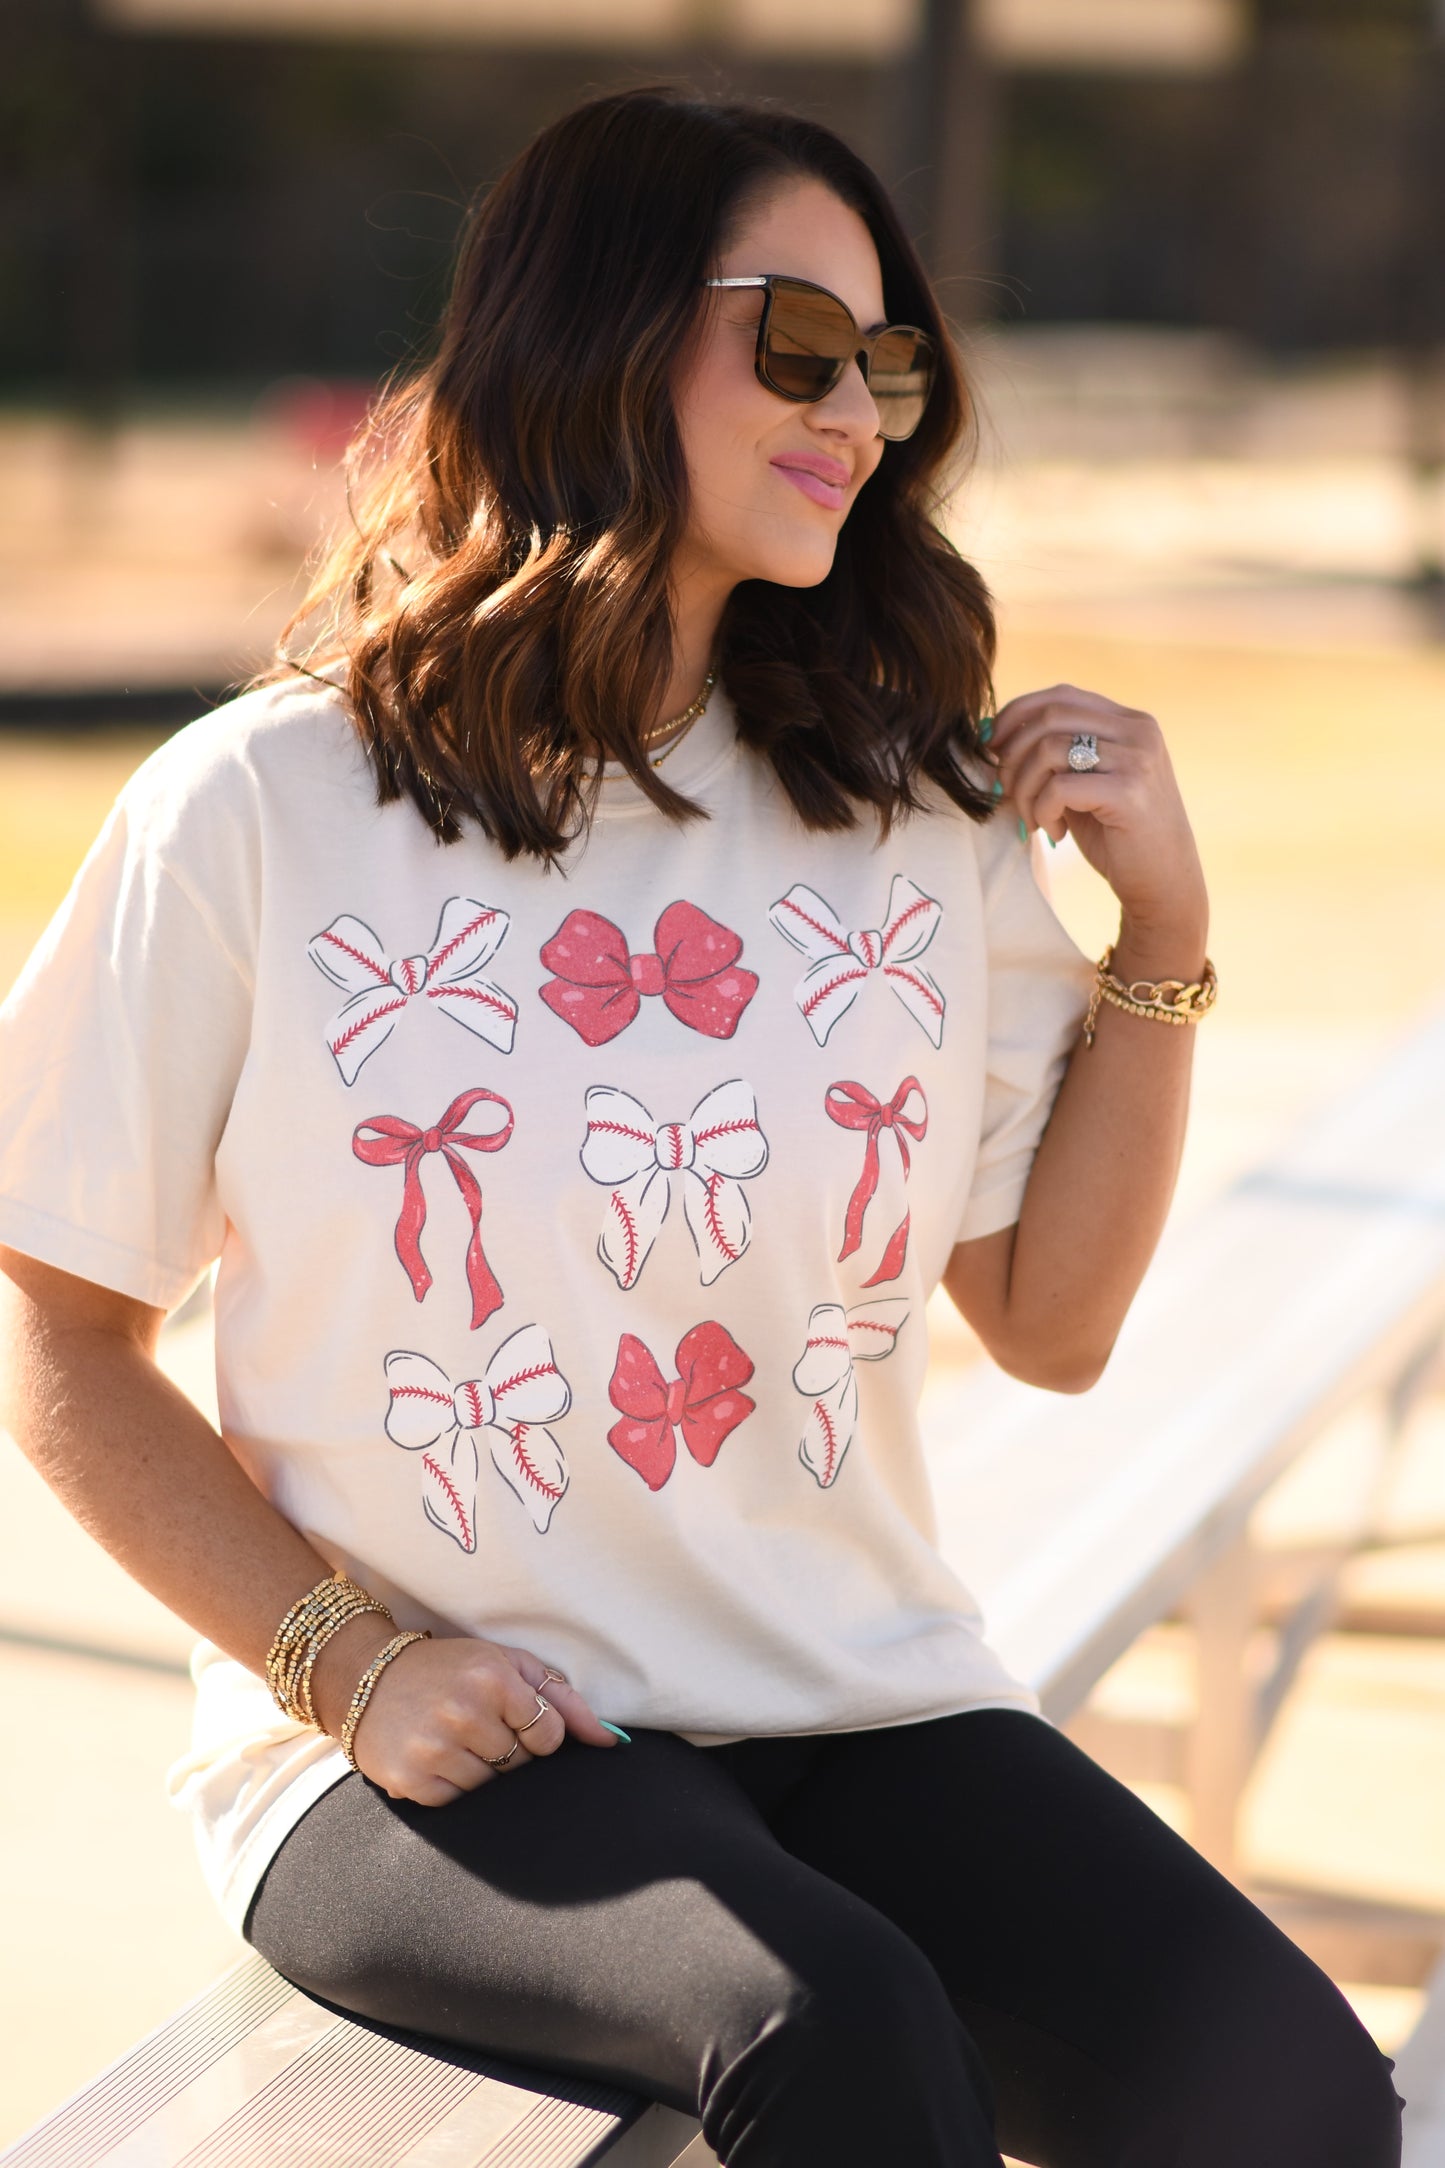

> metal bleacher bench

[{"left": 8, "top": 1001, "right": 1445, "bottom": 2168}]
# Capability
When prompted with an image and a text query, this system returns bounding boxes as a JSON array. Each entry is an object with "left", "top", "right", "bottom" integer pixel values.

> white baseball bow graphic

[
  {"left": 580, "top": 1079, "right": 769, "bottom": 1289},
  {"left": 768, "top": 875, "right": 946, "bottom": 1047},
  {"left": 383, "top": 1326, "right": 572, "bottom": 1539},
  {"left": 791, "top": 1298, "right": 909, "bottom": 1489},
  {"left": 308, "top": 896, "right": 518, "bottom": 1084}
]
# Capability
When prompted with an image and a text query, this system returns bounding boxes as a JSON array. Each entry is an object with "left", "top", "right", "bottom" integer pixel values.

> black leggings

[{"left": 244, "top": 1709, "right": 1405, "bottom": 2167}]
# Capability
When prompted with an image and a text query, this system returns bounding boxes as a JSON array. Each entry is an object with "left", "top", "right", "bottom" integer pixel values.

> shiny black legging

[{"left": 243, "top": 1708, "right": 1405, "bottom": 2167}]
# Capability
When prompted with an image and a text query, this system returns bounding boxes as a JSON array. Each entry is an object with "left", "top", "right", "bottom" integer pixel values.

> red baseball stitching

[
  {"left": 881, "top": 896, "right": 933, "bottom": 952},
  {"left": 608, "top": 1190, "right": 640, "bottom": 1283},
  {"left": 588, "top": 1119, "right": 656, "bottom": 1147},
  {"left": 778, "top": 896, "right": 849, "bottom": 952},
  {"left": 812, "top": 1399, "right": 839, "bottom": 1485},
  {"left": 390, "top": 1381, "right": 453, "bottom": 1408},
  {"left": 805, "top": 1334, "right": 849, "bottom": 1351},
  {"left": 319, "top": 928, "right": 391, "bottom": 984},
  {"left": 331, "top": 996, "right": 406, "bottom": 1057},
  {"left": 509, "top": 1424, "right": 565, "bottom": 1501},
  {"left": 423, "top": 1451, "right": 473, "bottom": 1547},
  {"left": 691, "top": 1117, "right": 760, "bottom": 1146},
  {"left": 427, "top": 983, "right": 516, "bottom": 1021},
  {"left": 801, "top": 966, "right": 867, "bottom": 1020},
  {"left": 426, "top": 908, "right": 500, "bottom": 979},
  {"left": 702, "top": 1174, "right": 742, "bottom": 1261},
  {"left": 883, "top": 962, "right": 944, "bottom": 1017},
  {"left": 849, "top": 1318, "right": 901, "bottom": 1340},
  {"left": 491, "top": 1360, "right": 558, "bottom": 1402}
]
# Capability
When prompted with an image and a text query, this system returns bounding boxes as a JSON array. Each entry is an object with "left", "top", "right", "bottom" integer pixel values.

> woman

[{"left": 0, "top": 85, "right": 1403, "bottom": 2168}]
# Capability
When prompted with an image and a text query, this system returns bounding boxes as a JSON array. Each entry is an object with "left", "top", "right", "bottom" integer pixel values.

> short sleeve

[
  {"left": 0, "top": 759, "right": 255, "bottom": 1313},
  {"left": 955, "top": 833, "right": 1094, "bottom": 1245}
]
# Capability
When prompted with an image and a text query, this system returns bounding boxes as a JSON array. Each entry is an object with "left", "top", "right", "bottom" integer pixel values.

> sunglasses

[{"left": 703, "top": 273, "right": 936, "bottom": 442}]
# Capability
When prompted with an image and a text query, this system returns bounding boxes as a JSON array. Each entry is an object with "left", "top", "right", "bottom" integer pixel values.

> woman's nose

[{"left": 814, "top": 356, "right": 880, "bottom": 439}]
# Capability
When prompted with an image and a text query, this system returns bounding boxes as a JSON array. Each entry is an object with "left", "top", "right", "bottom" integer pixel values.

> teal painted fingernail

[
  {"left": 1047, "top": 834, "right": 1057, "bottom": 849},
  {"left": 1017, "top": 818, "right": 1029, "bottom": 842},
  {"left": 978, "top": 715, "right": 994, "bottom": 743},
  {"left": 990, "top": 777, "right": 1004, "bottom": 799},
  {"left": 599, "top": 1720, "right": 632, "bottom": 1743}
]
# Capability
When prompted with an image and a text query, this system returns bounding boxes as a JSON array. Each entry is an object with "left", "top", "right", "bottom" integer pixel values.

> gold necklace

[{"left": 642, "top": 666, "right": 718, "bottom": 767}]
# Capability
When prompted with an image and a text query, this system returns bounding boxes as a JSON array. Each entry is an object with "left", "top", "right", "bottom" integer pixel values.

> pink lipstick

[{"left": 770, "top": 453, "right": 849, "bottom": 511}]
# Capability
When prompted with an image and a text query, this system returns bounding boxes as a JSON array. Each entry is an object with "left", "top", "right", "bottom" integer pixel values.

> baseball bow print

[
  {"left": 309, "top": 897, "right": 518, "bottom": 1084},
  {"left": 580, "top": 1079, "right": 769, "bottom": 1288},
  {"left": 539, "top": 900, "right": 758, "bottom": 1047},
  {"left": 606, "top": 1323, "right": 755, "bottom": 1491},
  {"left": 792, "top": 1298, "right": 910, "bottom": 1488},
  {"left": 384, "top": 1327, "right": 572, "bottom": 1540},
  {"left": 768, "top": 874, "right": 945, "bottom": 1047},
  {"left": 353, "top": 1088, "right": 514, "bottom": 1329},
  {"left": 825, "top": 1076, "right": 928, "bottom": 1286}
]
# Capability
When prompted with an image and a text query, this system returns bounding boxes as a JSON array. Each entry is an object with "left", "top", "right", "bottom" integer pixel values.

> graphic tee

[{"left": 0, "top": 675, "right": 1094, "bottom": 1936}]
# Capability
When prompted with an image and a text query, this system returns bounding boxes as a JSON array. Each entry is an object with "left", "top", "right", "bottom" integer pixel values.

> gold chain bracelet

[
  {"left": 1083, "top": 943, "right": 1218, "bottom": 1049},
  {"left": 340, "top": 1630, "right": 432, "bottom": 1770}
]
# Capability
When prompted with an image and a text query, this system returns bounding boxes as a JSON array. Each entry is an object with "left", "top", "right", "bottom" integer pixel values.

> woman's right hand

[
  {"left": 0, "top": 1251, "right": 618, "bottom": 1813},
  {"left": 310, "top": 1613, "right": 620, "bottom": 1805}
]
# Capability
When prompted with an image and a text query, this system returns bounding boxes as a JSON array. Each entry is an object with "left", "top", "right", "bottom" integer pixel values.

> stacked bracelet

[
  {"left": 340, "top": 1630, "right": 432, "bottom": 1770},
  {"left": 1082, "top": 944, "right": 1217, "bottom": 1049},
  {"left": 265, "top": 1571, "right": 395, "bottom": 1726}
]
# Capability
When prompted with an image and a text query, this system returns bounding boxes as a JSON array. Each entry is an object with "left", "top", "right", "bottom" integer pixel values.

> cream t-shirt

[{"left": 0, "top": 674, "right": 1093, "bottom": 1937}]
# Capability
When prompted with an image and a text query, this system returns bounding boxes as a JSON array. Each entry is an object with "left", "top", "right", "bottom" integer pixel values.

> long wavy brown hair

[{"left": 254, "top": 84, "right": 999, "bottom": 861}]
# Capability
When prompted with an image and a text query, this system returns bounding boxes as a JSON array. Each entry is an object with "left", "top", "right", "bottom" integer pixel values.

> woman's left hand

[{"left": 988, "top": 683, "right": 1207, "bottom": 946}]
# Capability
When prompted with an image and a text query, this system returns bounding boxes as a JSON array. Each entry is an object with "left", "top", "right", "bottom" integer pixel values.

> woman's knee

[
  {"left": 1166, "top": 1942, "right": 1405, "bottom": 2168},
  {"left": 1264, "top": 2003, "right": 1403, "bottom": 2168},
  {"left": 701, "top": 1899, "right": 998, "bottom": 2166}
]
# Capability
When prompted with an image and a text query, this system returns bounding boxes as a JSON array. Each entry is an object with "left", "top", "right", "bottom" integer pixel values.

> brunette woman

[{"left": 0, "top": 85, "right": 1403, "bottom": 2168}]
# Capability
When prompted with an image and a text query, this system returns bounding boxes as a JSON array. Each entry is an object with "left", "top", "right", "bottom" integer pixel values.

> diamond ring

[{"left": 1067, "top": 732, "right": 1101, "bottom": 773}]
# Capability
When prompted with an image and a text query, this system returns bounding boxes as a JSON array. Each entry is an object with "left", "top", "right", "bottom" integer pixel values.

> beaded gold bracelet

[
  {"left": 268, "top": 1581, "right": 387, "bottom": 1723},
  {"left": 295, "top": 1598, "right": 396, "bottom": 1729},
  {"left": 1082, "top": 944, "right": 1217, "bottom": 1049},
  {"left": 266, "top": 1572, "right": 374, "bottom": 1677},
  {"left": 265, "top": 1572, "right": 395, "bottom": 1726},
  {"left": 340, "top": 1630, "right": 432, "bottom": 1770}
]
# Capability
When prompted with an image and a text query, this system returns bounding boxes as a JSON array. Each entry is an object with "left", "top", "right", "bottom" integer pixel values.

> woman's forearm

[
  {"left": 947, "top": 680, "right": 1211, "bottom": 1391},
  {"left": 0, "top": 1250, "right": 393, "bottom": 1735},
  {"left": 999, "top": 913, "right": 1206, "bottom": 1387}
]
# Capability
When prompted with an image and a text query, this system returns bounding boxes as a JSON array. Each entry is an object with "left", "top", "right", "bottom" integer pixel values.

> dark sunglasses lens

[
  {"left": 760, "top": 284, "right": 853, "bottom": 401},
  {"left": 870, "top": 329, "right": 934, "bottom": 441}
]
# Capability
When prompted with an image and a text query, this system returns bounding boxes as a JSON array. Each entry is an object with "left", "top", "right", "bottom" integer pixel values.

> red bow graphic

[
  {"left": 606, "top": 1322, "right": 755, "bottom": 1490},
  {"left": 353, "top": 1088, "right": 514, "bottom": 1329},
  {"left": 539, "top": 901, "right": 758, "bottom": 1047},
  {"left": 824, "top": 1077, "right": 928, "bottom": 1287}
]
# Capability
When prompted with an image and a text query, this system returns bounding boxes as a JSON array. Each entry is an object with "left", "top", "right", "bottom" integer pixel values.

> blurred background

[{"left": 4, "top": 0, "right": 1445, "bottom": 2150}]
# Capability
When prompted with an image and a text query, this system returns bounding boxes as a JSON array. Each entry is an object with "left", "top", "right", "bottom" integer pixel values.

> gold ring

[
  {"left": 482, "top": 1738, "right": 520, "bottom": 1768},
  {"left": 538, "top": 1667, "right": 568, "bottom": 1688},
  {"left": 514, "top": 1694, "right": 552, "bottom": 1735}
]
